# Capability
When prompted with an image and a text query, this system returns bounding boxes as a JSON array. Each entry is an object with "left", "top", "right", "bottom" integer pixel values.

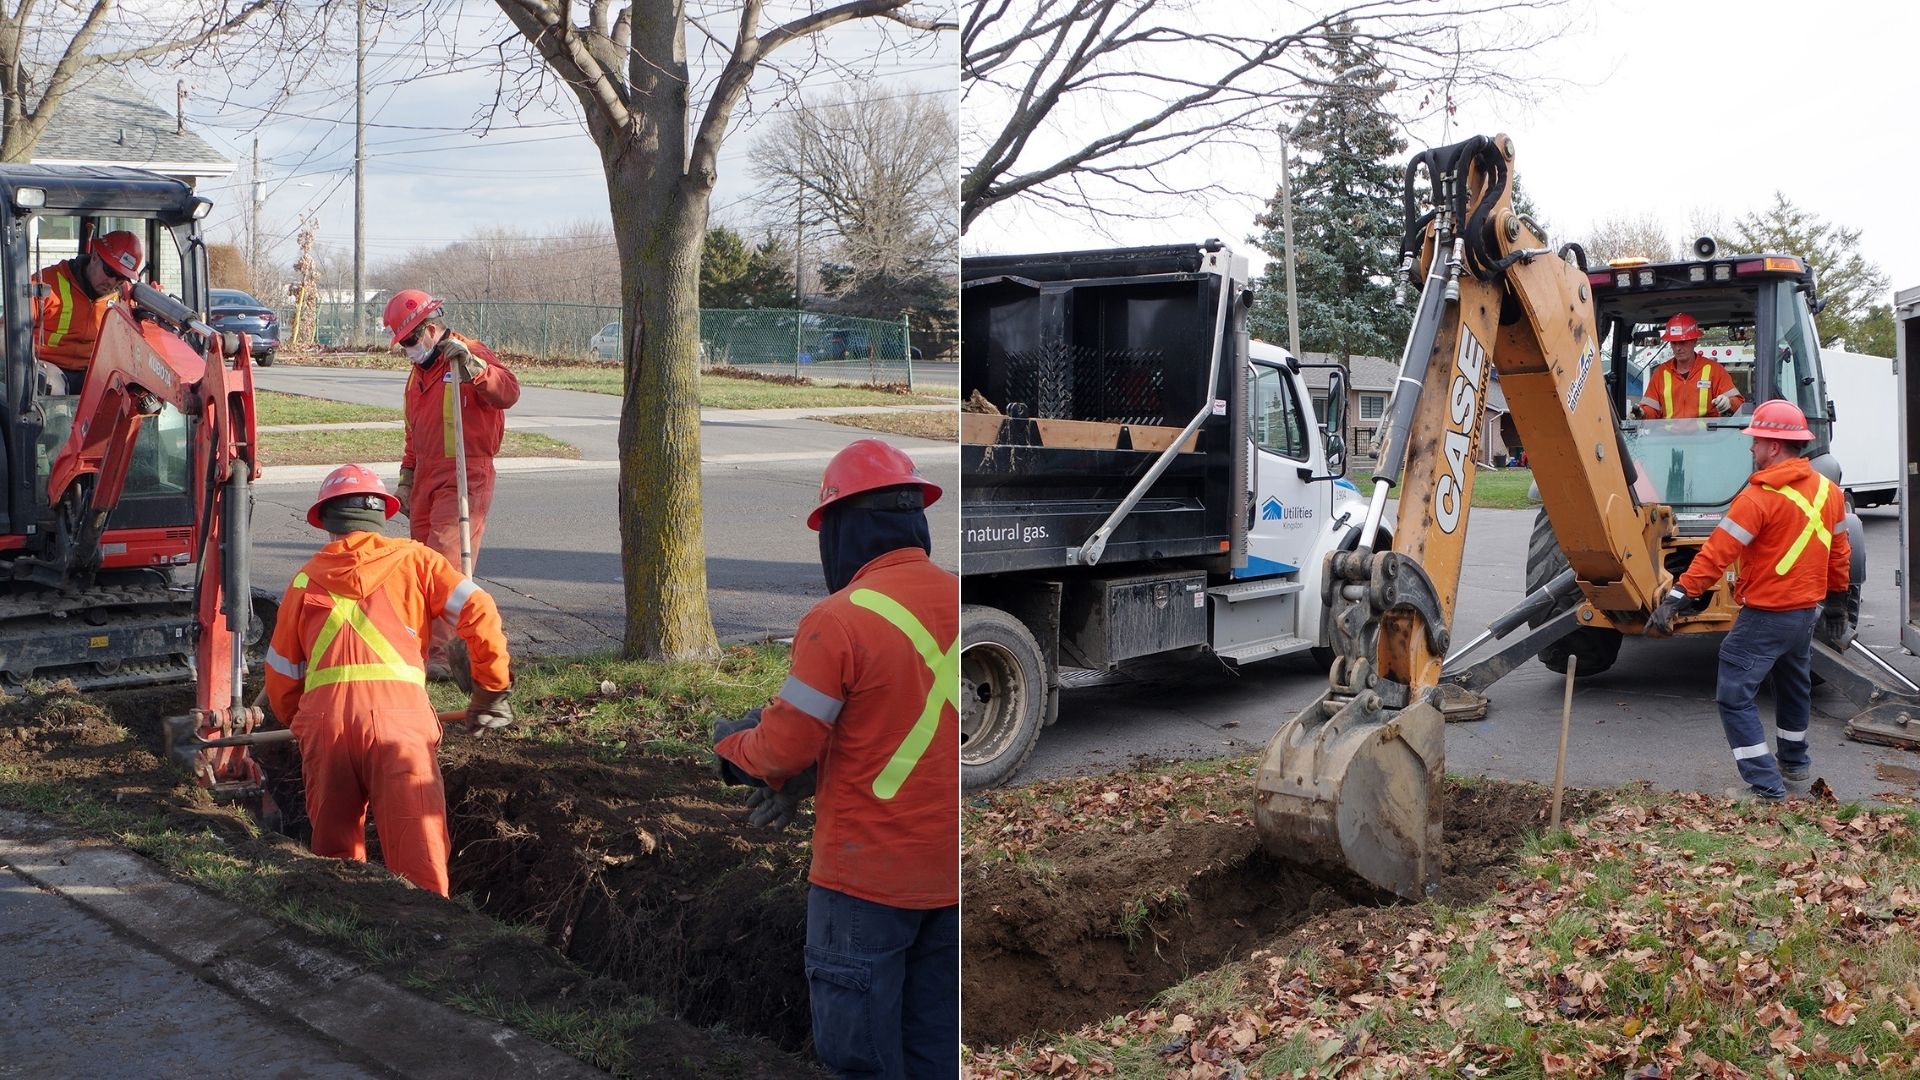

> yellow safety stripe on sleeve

[
  {"left": 47, "top": 268, "right": 74, "bottom": 347},
  {"left": 1760, "top": 474, "right": 1834, "bottom": 576},
  {"left": 849, "top": 588, "right": 959, "bottom": 801},
  {"left": 301, "top": 589, "right": 427, "bottom": 690},
  {"left": 442, "top": 369, "right": 457, "bottom": 457}
]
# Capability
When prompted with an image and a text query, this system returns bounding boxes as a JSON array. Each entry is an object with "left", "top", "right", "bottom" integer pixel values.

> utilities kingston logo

[{"left": 1261, "top": 497, "right": 1312, "bottom": 527}]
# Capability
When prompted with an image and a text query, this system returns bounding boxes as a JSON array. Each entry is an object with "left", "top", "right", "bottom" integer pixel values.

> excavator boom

[{"left": 1255, "top": 135, "right": 1665, "bottom": 896}]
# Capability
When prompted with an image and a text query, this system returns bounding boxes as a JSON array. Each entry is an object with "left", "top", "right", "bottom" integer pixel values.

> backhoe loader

[{"left": 1253, "top": 134, "right": 1920, "bottom": 899}]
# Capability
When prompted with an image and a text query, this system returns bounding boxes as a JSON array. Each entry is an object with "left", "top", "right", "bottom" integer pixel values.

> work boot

[
  {"left": 1726, "top": 784, "right": 1787, "bottom": 803},
  {"left": 425, "top": 659, "right": 455, "bottom": 683},
  {"left": 1780, "top": 764, "right": 1811, "bottom": 783}
]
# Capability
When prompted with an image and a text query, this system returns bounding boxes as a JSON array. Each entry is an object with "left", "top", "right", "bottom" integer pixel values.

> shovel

[{"left": 164, "top": 710, "right": 475, "bottom": 771}]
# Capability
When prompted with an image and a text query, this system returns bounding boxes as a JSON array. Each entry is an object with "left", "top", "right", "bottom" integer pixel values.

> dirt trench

[{"left": 963, "top": 780, "right": 1607, "bottom": 1047}]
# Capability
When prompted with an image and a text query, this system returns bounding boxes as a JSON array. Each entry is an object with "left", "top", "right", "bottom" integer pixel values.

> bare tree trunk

[{"left": 613, "top": 159, "right": 719, "bottom": 661}]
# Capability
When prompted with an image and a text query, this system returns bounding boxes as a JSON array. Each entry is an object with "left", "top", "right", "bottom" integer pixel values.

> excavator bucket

[{"left": 1254, "top": 690, "right": 1445, "bottom": 899}]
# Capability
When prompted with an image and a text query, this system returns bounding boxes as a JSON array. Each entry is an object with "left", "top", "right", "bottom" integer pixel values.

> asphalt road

[
  {"left": 1019, "top": 504, "right": 1920, "bottom": 804},
  {"left": 249, "top": 366, "right": 957, "bottom": 653}
]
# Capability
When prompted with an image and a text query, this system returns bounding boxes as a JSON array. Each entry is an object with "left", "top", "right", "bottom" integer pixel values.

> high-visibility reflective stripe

[
  {"left": 849, "top": 588, "right": 958, "bottom": 800},
  {"left": 777, "top": 673, "right": 844, "bottom": 724},
  {"left": 292, "top": 572, "right": 309, "bottom": 589},
  {"left": 302, "top": 587, "right": 425, "bottom": 690},
  {"left": 1777, "top": 728, "right": 1808, "bottom": 743},
  {"left": 1717, "top": 518, "right": 1755, "bottom": 545},
  {"left": 264, "top": 647, "right": 305, "bottom": 680},
  {"left": 47, "top": 269, "right": 74, "bottom": 347},
  {"left": 1661, "top": 361, "right": 1715, "bottom": 418},
  {"left": 1661, "top": 368, "right": 1672, "bottom": 419},
  {"left": 445, "top": 578, "right": 479, "bottom": 619},
  {"left": 1732, "top": 742, "right": 1771, "bottom": 760},
  {"left": 443, "top": 369, "right": 457, "bottom": 457},
  {"left": 1761, "top": 475, "right": 1833, "bottom": 575}
]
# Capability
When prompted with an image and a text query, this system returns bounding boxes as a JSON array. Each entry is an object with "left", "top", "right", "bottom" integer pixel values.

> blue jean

[
  {"left": 805, "top": 886, "right": 958, "bottom": 1080},
  {"left": 1716, "top": 605, "right": 1817, "bottom": 797}
]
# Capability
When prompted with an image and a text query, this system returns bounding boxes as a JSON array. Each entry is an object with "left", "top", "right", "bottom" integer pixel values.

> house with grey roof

[
  {"left": 1294, "top": 349, "right": 1513, "bottom": 467},
  {"left": 32, "top": 71, "right": 233, "bottom": 187}
]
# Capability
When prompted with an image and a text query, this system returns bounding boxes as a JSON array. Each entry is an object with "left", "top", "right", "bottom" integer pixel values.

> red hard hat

[
  {"left": 1741, "top": 399, "right": 1814, "bottom": 441},
  {"left": 807, "top": 438, "right": 942, "bottom": 531},
  {"left": 307, "top": 464, "right": 400, "bottom": 528},
  {"left": 382, "top": 288, "right": 442, "bottom": 344},
  {"left": 91, "top": 231, "right": 144, "bottom": 280},
  {"left": 1661, "top": 313, "right": 1703, "bottom": 342}
]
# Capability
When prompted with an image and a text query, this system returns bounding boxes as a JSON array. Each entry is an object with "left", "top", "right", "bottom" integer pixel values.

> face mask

[{"left": 403, "top": 342, "right": 431, "bottom": 364}]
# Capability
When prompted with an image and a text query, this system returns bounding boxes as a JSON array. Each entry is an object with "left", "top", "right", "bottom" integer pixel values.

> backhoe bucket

[{"left": 1254, "top": 691, "right": 1444, "bottom": 899}]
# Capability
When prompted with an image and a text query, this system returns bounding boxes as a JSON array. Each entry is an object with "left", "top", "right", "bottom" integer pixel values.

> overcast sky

[
  {"left": 150, "top": 2, "right": 953, "bottom": 280},
  {"left": 964, "top": 0, "right": 1920, "bottom": 300}
]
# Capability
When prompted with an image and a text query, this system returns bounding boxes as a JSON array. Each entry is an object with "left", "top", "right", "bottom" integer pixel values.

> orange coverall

[
  {"left": 1639, "top": 355, "right": 1741, "bottom": 420},
  {"left": 264, "top": 531, "right": 512, "bottom": 895},
  {"left": 714, "top": 547, "right": 959, "bottom": 909},
  {"left": 401, "top": 331, "right": 518, "bottom": 658},
  {"left": 1677, "top": 455, "right": 1850, "bottom": 610},
  {"left": 32, "top": 259, "right": 112, "bottom": 373}
]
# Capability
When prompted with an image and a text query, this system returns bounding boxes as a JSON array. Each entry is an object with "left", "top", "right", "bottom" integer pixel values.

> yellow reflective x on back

[
  {"left": 1761, "top": 474, "right": 1833, "bottom": 576},
  {"left": 849, "top": 588, "right": 957, "bottom": 801},
  {"left": 298, "top": 578, "right": 426, "bottom": 691}
]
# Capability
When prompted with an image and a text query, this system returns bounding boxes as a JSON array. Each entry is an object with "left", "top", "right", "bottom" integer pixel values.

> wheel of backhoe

[
  {"left": 961, "top": 604, "right": 1044, "bottom": 790},
  {"left": 1525, "top": 510, "right": 1620, "bottom": 676}
]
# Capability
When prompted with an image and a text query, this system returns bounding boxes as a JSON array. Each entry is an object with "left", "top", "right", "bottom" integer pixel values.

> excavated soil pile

[
  {"left": 0, "top": 686, "right": 814, "bottom": 1077},
  {"left": 964, "top": 780, "right": 1608, "bottom": 1047}
]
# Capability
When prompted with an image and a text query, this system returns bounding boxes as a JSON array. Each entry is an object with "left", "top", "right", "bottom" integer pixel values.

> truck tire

[
  {"left": 962, "top": 604, "right": 1045, "bottom": 790},
  {"left": 1525, "top": 510, "right": 1621, "bottom": 676}
]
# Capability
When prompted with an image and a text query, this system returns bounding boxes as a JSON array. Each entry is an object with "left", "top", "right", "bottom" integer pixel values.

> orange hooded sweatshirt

[{"left": 1677, "top": 455, "right": 1850, "bottom": 611}]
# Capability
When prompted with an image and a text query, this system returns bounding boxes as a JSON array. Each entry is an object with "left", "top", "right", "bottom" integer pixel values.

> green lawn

[
  {"left": 255, "top": 391, "right": 402, "bottom": 426},
  {"left": 259, "top": 428, "right": 579, "bottom": 468},
  {"left": 1473, "top": 467, "right": 1538, "bottom": 509}
]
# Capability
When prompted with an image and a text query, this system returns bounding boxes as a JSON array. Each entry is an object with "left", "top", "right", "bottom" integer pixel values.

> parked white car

[{"left": 590, "top": 321, "right": 621, "bottom": 360}]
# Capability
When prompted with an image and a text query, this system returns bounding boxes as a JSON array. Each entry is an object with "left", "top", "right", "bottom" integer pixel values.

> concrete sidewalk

[{"left": 0, "top": 810, "right": 603, "bottom": 1079}]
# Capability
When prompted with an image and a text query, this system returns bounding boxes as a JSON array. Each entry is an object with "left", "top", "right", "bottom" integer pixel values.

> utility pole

[
  {"left": 352, "top": 0, "right": 366, "bottom": 345},
  {"left": 250, "top": 137, "right": 263, "bottom": 291}
]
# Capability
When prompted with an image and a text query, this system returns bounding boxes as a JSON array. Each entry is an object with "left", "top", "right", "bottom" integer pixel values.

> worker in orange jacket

[
  {"left": 32, "top": 230, "right": 145, "bottom": 390},
  {"left": 1635, "top": 313, "right": 1743, "bottom": 420},
  {"left": 714, "top": 439, "right": 957, "bottom": 1080},
  {"left": 380, "top": 289, "right": 520, "bottom": 678},
  {"left": 1647, "top": 400, "right": 1850, "bottom": 801},
  {"left": 264, "top": 464, "right": 515, "bottom": 896}
]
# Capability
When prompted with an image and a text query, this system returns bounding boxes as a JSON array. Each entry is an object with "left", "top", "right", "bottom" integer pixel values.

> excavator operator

[
  {"left": 1646, "top": 400, "right": 1850, "bottom": 801},
  {"left": 1634, "top": 313, "right": 1743, "bottom": 420},
  {"left": 32, "top": 230, "right": 144, "bottom": 392}
]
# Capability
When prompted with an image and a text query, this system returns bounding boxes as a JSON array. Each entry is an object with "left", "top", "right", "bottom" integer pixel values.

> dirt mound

[
  {"left": 963, "top": 779, "right": 1606, "bottom": 1047},
  {"left": 1, "top": 686, "right": 816, "bottom": 1076}
]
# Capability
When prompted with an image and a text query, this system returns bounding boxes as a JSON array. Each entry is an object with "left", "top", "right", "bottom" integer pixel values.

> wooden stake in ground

[{"left": 1551, "top": 654, "right": 1578, "bottom": 831}]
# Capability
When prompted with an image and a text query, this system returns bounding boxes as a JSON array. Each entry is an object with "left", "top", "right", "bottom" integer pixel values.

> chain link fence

[{"left": 293, "top": 301, "right": 956, "bottom": 394}]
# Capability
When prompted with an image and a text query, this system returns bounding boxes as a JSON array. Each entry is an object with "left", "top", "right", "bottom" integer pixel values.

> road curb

[{"left": 0, "top": 810, "right": 607, "bottom": 1080}]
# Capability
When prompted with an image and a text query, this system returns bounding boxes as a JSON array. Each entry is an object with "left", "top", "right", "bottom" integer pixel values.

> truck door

[
  {"left": 1242, "top": 357, "right": 1329, "bottom": 579},
  {"left": 1898, "top": 286, "right": 1920, "bottom": 654}
]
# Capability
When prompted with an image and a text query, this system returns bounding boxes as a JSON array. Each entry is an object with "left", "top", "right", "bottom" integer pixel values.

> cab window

[
  {"left": 1771, "top": 285, "right": 1828, "bottom": 444},
  {"left": 1250, "top": 363, "right": 1308, "bottom": 460}
]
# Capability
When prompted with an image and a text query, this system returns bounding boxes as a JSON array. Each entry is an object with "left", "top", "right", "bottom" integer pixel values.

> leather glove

[
  {"left": 1816, "top": 590, "right": 1855, "bottom": 650},
  {"left": 466, "top": 686, "right": 514, "bottom": 731},
  {"left": 1646, "top": 587, "right": 1688, "bottom": 637},
  {"left": 709, "top": 708, "right": 762, "bottom": 786},
  {"left": 395, "top": 467, "right": 413, "bottom": 518},
  {"left": 1712, "top": 391, "right": 1738, "bottom": 416},
  {"left": 743, "top": 767, "right": 817, "bottom": 830},
  {"left": 442, "top": 338, "right": 482, "bottom": 382},
  {"left": 1633, "top": 402, "right": 1659, "bottom": 420}
]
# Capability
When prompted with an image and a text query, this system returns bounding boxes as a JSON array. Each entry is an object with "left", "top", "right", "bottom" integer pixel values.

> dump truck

[{"left": 959, "top": 242, "right": 1370, "bottom": 788}]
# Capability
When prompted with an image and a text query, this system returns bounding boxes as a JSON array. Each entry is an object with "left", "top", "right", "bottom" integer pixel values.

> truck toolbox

[{"left": 1059, "top": 570, "right": 1209, "bottom": 669}]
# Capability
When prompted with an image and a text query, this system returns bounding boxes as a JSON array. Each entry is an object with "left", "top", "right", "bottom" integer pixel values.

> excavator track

[{"left": 0, "top": 574, "right": 275, "bottom": 695}]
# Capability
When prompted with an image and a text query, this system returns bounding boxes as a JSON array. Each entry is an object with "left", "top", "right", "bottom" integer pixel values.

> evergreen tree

[
  {"left": 700, "top": 227, "right": 795, "bottom": 309},
  {"left": 1731, "top": 193, "right": 1889, "bottom": 349},
  {"left": 1248, "top": 25, "right": 1410, "bottom": 363}
]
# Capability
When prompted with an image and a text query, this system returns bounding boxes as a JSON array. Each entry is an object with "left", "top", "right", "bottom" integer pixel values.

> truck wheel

[
  {"left": 1525, "top": 511, "right": 1621, "bottom": 676},
  {"left": 962, "top": 604, "right": 1045, "bottom": 790}
]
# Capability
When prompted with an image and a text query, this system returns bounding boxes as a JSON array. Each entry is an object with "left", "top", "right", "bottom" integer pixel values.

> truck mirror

[{"left": 1325, "top": 432, "right": 1348, "bottom": 477}]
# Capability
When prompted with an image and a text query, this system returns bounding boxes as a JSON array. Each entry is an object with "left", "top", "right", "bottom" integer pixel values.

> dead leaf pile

[{"left": 965, "top": 765, "right": 1251, "bottom": 864}]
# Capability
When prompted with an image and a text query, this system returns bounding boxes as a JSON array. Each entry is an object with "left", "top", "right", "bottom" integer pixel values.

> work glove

[
  {"left": 395, "top": 467, "right": 414, "bottom": 518},
  {"left": 709, "top": 708, "right": 763, "bottom": 786},
  {"left": 743, "top": 767, "right": 818, "bottom": 830},
  {"left": 466, "top": 686, "right": 514, "bottom": 731},
  {"left": 442, "top": 338, "right": 484, "bottom": 382},
  {"left": 1712, "top": 391, "right": 1738, "bottom": 416},
  {"left": 1646, "top": 587, "right": 1689, "bottom": 637},
  {"left": 1816, "top": 590, "right": 1856, "bottom": 650}
]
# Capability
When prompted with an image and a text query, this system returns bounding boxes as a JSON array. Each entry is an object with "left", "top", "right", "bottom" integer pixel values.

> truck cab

[{"left": 959, "top": 243, "right": 1368, "bottom": 787}]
